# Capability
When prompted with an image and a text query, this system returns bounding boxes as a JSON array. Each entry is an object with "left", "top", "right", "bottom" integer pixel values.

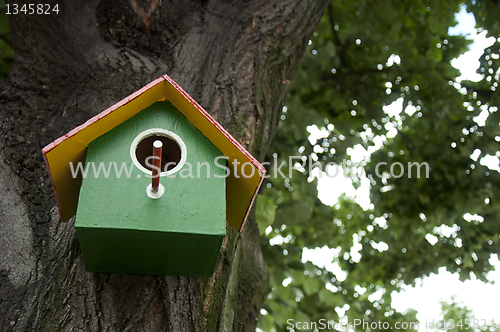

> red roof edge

[
  {"left": 238, "top": 174, "right": 265, "bottom": 233},
  {"left": 162, "top": 74, "right": 267, "bottom": 175},
  {"left": 42, "top": 77, "right": 166, "bottom": 154}
]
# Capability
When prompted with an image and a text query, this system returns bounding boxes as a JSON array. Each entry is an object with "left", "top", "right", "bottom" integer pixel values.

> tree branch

[
  {"left": 324, "top": 67, "right": 394, "bottom": 80},
  {"left": 327, "top": 4, "right": 340, "bottom": 46}
]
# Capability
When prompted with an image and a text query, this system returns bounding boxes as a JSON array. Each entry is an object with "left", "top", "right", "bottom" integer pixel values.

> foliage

[
  {"left": 435, "top": 296, "right": 500, "bottom": 332},
  {"left": 258, "top": 0, "right": 500, "bottom": 330}
]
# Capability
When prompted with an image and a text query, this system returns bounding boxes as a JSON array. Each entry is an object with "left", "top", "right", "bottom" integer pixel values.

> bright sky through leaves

[{"left": 305, "top": 6, "right": 500, "bottom": 329}]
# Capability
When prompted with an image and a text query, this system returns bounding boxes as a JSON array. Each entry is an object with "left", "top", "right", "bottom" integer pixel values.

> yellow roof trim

[{"left": 42, "top": 75, "right": 265, "bottom": 232}]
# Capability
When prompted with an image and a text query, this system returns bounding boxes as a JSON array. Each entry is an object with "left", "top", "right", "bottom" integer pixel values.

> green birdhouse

[{"left": 42, "top": 75, "right": 265, "bottom": 276}]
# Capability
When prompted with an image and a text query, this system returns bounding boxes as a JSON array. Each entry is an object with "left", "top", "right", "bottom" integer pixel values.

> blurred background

[{"left": 253, "top": 1, "right": 500, "bottom": 331}]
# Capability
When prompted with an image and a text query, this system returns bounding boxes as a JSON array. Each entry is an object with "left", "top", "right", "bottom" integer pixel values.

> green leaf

[
  {"left": 303, "top": 276, "right": 320, "bottom": 295},
  {"left": 255, "top": 194, "right": 277, "bottom": 235}
]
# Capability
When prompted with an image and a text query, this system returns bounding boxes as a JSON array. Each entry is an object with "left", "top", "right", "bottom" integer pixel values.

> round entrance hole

[
  {"left": 136, "top": 135, "right": 181, "bottom": 172},
  {"left": 130, "top": 129, "right": 187, "bottom": 176}
]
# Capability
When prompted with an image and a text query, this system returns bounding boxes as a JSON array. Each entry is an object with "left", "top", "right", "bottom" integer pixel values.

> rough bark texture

[{"left": 0, "top": 0, "right": 328, "bottom": 331}]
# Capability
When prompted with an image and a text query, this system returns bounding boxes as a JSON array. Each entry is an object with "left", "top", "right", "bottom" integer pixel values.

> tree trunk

[{"left": 0, "top": 0, "right": 327, "bottom": 330}]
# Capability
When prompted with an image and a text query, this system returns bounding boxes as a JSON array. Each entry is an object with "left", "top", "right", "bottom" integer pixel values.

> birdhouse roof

[{"left": 42, "top": 75, "right": 266, "bottom": 232}]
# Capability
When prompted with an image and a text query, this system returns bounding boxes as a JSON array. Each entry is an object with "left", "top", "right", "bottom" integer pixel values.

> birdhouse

[{"left": 42, "top": 75, "right": 265, "bottom": 276}]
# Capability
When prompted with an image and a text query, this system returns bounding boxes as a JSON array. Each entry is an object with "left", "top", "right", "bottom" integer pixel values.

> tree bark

[{"left": 0, "top": 0, "right": 328, "bottom": 331}]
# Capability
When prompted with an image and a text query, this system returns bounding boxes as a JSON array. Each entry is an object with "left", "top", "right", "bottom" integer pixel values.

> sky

[
  {"left": 391, "top": 7, "right": 499, "bottom": 329},
  {"left": 302, "top": 6, "right": 500, "bottom": 330}
]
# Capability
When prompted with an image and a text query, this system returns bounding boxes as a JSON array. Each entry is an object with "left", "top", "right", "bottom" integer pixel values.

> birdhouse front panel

[{"left": 75, "top": 101, "right": 227, "bottom": 276}]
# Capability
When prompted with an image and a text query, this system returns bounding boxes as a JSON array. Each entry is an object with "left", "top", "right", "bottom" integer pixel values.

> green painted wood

[{"left": 75, "top": 101, "right": 226, "bottom": 276}]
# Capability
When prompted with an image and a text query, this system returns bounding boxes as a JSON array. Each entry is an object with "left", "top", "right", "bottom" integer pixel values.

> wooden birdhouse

[{"left": 42, "top": 75, "right": 265, "bottom": 276}]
